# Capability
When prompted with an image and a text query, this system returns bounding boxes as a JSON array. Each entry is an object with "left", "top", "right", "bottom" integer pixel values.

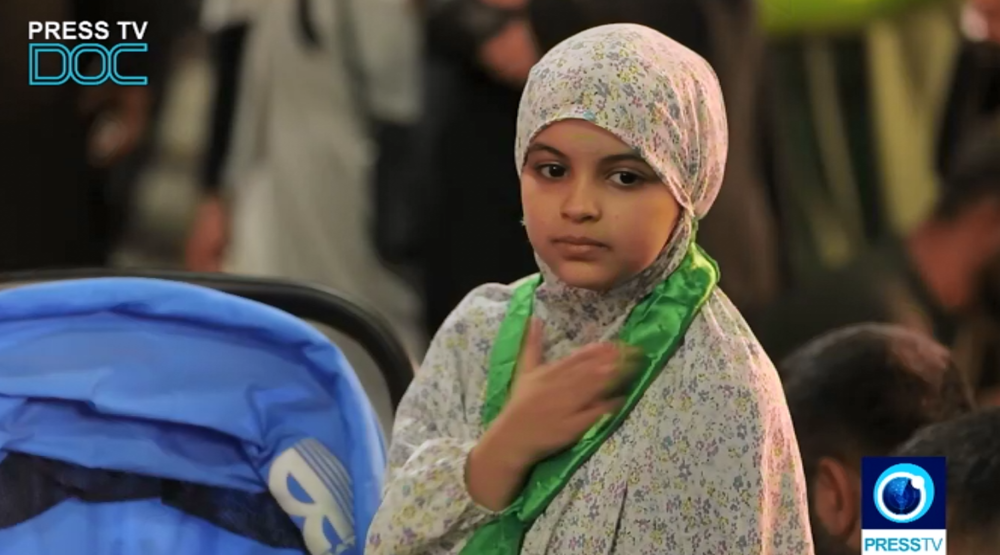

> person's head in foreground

[
  {"left": 894, "top": 408, "right": 1000, "bottom": 555},
  {"left": 516, "top": 22, "right": 727, "bottom": 291},
  {"left": 779, "top": 324, "right": 974, "bottom": 555}
]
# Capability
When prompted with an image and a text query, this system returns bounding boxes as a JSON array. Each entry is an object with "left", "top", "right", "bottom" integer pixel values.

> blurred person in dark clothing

[
  {"left": 894, "top": 409, "right": 1000, "bottom": 555},
  {"left": 955, "top": 254, "right": 1000, "bottom": 405},
  {"left": 752, "top": 121, "right": 1000, "bottom": 363},
  {"left": 0, "top": 1, "right": 183, "bottom": 271},
  {"left": 938, "top": 1, "right": 1000, "bottom": 179},
  {"left": 927, "top": 3, "right": 1000, "bottom": 404},
  {"left": 414, "top": 0, "right": 541, "bottom": 334},
  {"left": 780, "top": 325, "right": 973, "bottom": 555},
  {"left": 416, "top": 0, "right": 779, "bottom": 335}
]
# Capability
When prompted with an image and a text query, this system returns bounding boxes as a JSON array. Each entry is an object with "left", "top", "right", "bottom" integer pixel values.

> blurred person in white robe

[{"left": 186, "top": 0, "right": 425, "bottom": 435}]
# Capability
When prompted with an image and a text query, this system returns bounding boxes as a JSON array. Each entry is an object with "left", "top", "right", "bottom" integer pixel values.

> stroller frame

[{"left": 0, "top": 269, "right": 414, "bottom": 411}]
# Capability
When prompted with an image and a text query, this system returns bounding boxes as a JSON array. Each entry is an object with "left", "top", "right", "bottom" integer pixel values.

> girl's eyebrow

[
  {"left": 600, "top": 153, "right": 648, "bottom": 165},
  {"left": 525, "top": 143, "right": 567, "bottom": 159},
  {"left": 526, "top": 143, "right": 647, "bottom": 166}
]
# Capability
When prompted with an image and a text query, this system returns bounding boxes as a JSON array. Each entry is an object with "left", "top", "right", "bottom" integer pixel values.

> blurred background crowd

[
  {"left": 7, "top": 0, "right": 1000, "bottom": 550},
  {"left": 4, "top": 0, "right": 999, "bottom": 392},
  {"left": 4, "top": 1, "right": 1000, "bottom": 385}
]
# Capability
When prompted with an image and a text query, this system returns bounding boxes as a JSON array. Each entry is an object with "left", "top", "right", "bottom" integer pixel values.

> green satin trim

[{"left": 460, "top": 243, "right": 719, "bottom": 555}]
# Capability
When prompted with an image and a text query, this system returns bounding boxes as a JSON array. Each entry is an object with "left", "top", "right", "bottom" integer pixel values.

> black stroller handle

[{"left": 0, "top": 269, "right": 414, "bottom": 411}]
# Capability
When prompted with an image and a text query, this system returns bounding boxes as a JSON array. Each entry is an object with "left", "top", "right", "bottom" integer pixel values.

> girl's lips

[{"left": 551, "top": 235, "right": 608, "bottom": 247}]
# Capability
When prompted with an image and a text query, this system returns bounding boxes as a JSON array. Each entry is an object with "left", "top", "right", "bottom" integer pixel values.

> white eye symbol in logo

[{"left": 874, "top": 463, "right": 935, "bottom": 524}]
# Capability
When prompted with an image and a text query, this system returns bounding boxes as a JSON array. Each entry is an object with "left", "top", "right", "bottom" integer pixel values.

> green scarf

[{"left": 460, "top": 243, "right": 719, "bottom": 555}]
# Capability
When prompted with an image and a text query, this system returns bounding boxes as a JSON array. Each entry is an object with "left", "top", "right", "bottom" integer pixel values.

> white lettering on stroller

[{"left": 269, "top": 439, "right": 355, "bottom": 555}]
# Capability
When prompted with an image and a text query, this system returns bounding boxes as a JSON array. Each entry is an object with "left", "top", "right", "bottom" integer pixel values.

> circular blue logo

[{"left": 873, "top": 463, "right": 935, "bottom": 523}]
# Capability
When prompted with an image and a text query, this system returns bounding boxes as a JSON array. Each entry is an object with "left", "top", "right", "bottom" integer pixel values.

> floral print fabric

[
  {"left": 515, "top": 23, "right": 729, "bottom": 219},
  {"left": 366, "top": 24, "right": 814, "bottom": 555}
]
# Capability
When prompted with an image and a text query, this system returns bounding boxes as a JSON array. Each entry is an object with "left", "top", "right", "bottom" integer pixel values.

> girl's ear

[{"left": 811, "top": 457, "right": 861, "bottom": 544}]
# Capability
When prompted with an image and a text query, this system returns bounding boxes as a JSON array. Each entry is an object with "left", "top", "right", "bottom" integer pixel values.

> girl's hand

[
  {"left": 491, "top": 318, "right": 634, "bottom": 467},
  {"left": 466, "top": 319, "right": 635, "bottom": 511}
]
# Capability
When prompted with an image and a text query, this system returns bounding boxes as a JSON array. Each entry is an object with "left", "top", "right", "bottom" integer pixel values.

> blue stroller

[{"left": 0, "top": 270, "right": 413, "bottom": 555}]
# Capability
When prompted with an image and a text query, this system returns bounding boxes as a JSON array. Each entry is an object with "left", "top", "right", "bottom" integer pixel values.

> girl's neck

[{"left": 534, "top": 218, "right": 692, "bottom": 329}]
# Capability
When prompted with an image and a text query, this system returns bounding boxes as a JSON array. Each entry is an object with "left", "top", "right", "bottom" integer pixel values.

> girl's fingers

[
  {"left": 517, "top": 318, "right": 544, "bottom": 373},
  {"left": 554, "top": 342, "right": 620, "bottom": 372},
  {"left": 567, "top": 397, "right": 625, "bottom": 433}
]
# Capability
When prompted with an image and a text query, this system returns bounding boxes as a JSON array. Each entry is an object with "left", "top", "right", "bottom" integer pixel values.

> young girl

[{"left": 366, "top": 24, "right": 814, "bottom": 555}]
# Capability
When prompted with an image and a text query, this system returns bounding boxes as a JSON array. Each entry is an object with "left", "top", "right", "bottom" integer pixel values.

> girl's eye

[
  {"left": 537, "top": 164, "right": 567, "bottom": 179},
  {"left": 609, "top": 171, "right": 645, "bottom": 187}
]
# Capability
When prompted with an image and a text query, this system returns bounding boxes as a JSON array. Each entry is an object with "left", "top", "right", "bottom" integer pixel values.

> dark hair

[
  {"left": 894, "top": 408, "right": 1000, "bottom": 544},
  {"left": 779, "top": 324, "right": 974, "bottom": 481},
  {"left": 935, "top": 118, "right": 1000, "bottom": 221}
]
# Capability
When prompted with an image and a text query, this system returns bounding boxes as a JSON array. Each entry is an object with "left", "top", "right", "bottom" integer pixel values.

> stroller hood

[{"left": 0, "top": 277, "right": 386, "bottom": 555}]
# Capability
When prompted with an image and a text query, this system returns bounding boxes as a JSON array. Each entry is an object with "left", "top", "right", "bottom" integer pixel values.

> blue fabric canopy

[{"left": 0, "top": 277, "right": 385, "bottom": 555}]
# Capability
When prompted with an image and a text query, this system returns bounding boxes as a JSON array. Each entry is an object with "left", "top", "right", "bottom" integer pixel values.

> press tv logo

[
  {"left": 28, "top": 21, "right": 149, "bottom": 86},
  {"left": 861, "top": 457, "right": 946, "bottom": 553}
]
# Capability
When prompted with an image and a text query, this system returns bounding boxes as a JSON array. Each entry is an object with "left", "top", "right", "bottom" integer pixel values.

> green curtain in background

[
  {"left": 760, "top": 0, "right": 944, "bottom": 36},
  {"left": 763, "top": 0, "right": 959, "bottom": 284}
]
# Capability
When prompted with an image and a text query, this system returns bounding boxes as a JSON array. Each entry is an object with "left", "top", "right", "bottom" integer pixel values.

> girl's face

[{"left": 521, "top": 119, "right": 681, "bottom": 291}]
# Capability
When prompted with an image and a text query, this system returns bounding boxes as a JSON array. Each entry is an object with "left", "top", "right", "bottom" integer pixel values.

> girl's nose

[{"left": 560, "top": 180, "right": 601, "bottom": 222}]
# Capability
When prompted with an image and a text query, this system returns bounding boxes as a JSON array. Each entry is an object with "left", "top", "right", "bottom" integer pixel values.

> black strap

[
  {"left": 0, "top": 453, "right": 306, "bottom": 550},
  {"left": 297, "top": 0, "right": 323, "bottom": 49},
  {"left": 202, "top": 23, "right": 251, "bottom": 193}
]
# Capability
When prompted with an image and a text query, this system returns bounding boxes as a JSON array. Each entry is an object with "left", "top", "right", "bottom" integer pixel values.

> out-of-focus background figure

[
  {"left": 20, "top": 0, "right": 989, "bottom": 373},
  {"left": 893, "top": 408, "right": 1000, "bottom": 554},
  {"left": 0, "top": 1, "right": 192, "bottom": 271},
  {"left": 184, "top": 0, "right": 424, "bottom": 434},
  {"left": 753, "top": 123, "right": 1000, "bottom": 361},
  {"left": 779, "top": 325, "right": 974, "bottom": 555},
  {"left": 408, "top": 0, "right": 541, "bottom": 334}
]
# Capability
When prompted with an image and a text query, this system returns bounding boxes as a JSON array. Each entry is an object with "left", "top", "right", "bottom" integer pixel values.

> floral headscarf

[{"left": 515, "top": 23, "right": 729, "bottom": 220}]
